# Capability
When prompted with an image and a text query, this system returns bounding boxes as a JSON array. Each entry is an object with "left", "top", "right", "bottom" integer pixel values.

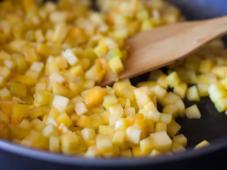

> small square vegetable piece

[{"left": 185, "top": 104, "right": 201, "bottom": 119}]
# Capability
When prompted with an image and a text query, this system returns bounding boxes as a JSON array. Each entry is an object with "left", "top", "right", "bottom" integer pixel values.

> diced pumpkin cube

[
  {"left": 34, "top": 90, "right": 53, "bottom": 106},
  {"left": 199, "top": 59, "right": 214, "bottom": 73},
  {"left": 94, "top": 43, "right": 108, "bottom": 58},
  {"left": 140, "top": 137, "right": 154, "bottom": 154},
  {"left": 187, "top": 86, "right": 200, "bottom": 101},
  {"left": 172, "top": 142, "right": 185, "bottom": 152},
  {"left": 113, "top": 80, "right": 134, "bottom": 101},
  {"left": 134, "top": 87, "right": 150, "bottom": 107},
  {"left": 15, "top": 75, "right": 37, "bottom": 85},
  {"left": 36, "top": 43, "right": 51, "bottom": 56},
  {"left": 214, "top": 97, "right": 227, "bottom": 112},
  {"left": 120, "top": 149, "right": 132, "bottom": 157},
  {"left": 141, "top": 102, "right": 160, "bottom": 121},
  {"left": 108, "top": 105, "right": 124, "bottom": 126},
  {"left": 62, "top": 49, "right": 78, "bottom": 66},
  {"left": 150, "top": 131, "right": 172, "bottom": 152},
  {"left": 99, "top": 125, "right": 114, "bottom": 136},
  {"left": 22, "top": 131, "right": 49, "bottom": 150},
  {"left": 52, "top": 24, "right": 68, "bottom": 43},
  {"left": 195, "top": 140, "right": 209, "bottom": 149},
  {"left": 52, "top": 83, "right": 69, "bottom": 96},
  {"left": 173, "top": 134, "right": 187, "bottom": 147},
  {"left": 52, "top": 95, "right": 69, "bottom": 112},
  {"left": 103, "top": 95, "right": 118, "bottom": 109},
  {"left": 126, "top": 126, "right": 141, "bottom": 144},
  {"left": 49, "top": 136, "right": 60, "bottom": 153},
  {"left": 57, "top": 113, "right": 72, "bottom": 127},
  {"left": 77, "top": 116, "right": 92, "bottom": 128},
  {"left": 42, "top": 125, "right": 57, "bottom": 137},
  {"left": 84, "top": 86, "right": 106, "bottom": 108},
  {"left": 132, "top": 146, "right": 146, "bottom": 157},
  {"left": 0, "top": 122, "right": 10, "bottom": 139},
  {"left": 0, "top": 88, "right": 10, "bottom": 99},
  {"left": 167, "top": 120, "right": 181, "bottom": 137},
  {"left": 61, "top": 132, "right": 84, "bottom": 155},
  {"left": 160, "top": 114, "right": 172, "bottom": 124},
  {"left": 155, "top": 122, "right": 167, "bottom": 132},
  {"left": 85, "top": 146, "right": 99, "bottom": 158},
  {"left": 167, "top": 72, "right": 181, "bottom": 87},
  {"left": 11, "top": 104, "right": 31, "bottom": 123},
  {"left": 150, "top": 85, "right": 167, "bottom": 100},
  {"left": 150, "top": 149, "right": 161, "bottom": 157},
  {"left": 197, "top": 83, "right": 209, "bottom": 97},
  {"left": 96, "top": 134, "right": 113, "bottom": 153},
  {"left": 163, "top": 104, "right": 178, "bottom": 116},
  {"left": 81, "top": 128, "right": 96, "bottom": 141},
  {"left": 10, "top": 82, "right": 27, "bottom": 97},
  {"left": 174, "top": 83, "right": 187, "bottom": 98},
  {"left": 209, "top": 83, "right": 227, "bottom": 102},
  {"left": 74, "top": 101, "right": 87, "bottom": 116},
  {"left": 185, "top": 105, "right": 201, "bottom": 119},
  {"left": 112, "top": 131, "right": 125, "bottom": 145},
  {"left": 108, "top": 57, "right": 124, "bottom": 74}
]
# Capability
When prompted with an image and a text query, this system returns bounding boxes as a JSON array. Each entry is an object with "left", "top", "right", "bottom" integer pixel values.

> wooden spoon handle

[{"left": 102, "top": 16, "right": 227, "bottom": 86}]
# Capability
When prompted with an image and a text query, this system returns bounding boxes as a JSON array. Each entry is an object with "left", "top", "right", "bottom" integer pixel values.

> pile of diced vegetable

[{"left": 3, "top": 0, "right": 227, "bottom": 157}]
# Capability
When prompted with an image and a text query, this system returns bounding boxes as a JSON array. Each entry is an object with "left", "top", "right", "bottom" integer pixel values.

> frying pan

[{"left": 0, "top": 0, "right": 227, "bottom": 170}]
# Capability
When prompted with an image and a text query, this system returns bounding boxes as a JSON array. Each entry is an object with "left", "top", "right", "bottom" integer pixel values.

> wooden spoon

[{"left": 102, "top": 16, "right": 227, "bottom": 86}]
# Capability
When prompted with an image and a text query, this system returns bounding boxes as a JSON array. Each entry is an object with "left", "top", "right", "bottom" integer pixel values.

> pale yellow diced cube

[
  {"left": 81, "top": 128, "right": 95, "bottom": 141},
  {"left": 74, "top": 101, "right": 87, "bottom": 116},
  {"left": 112, "top": 131, "right": 125, "bottom": 145},
  {"left": 61, "top": 132, "right": 83, "bottom": 155},
  {"left": 52, "top": 95, "right": 69, "bottom": 112},
  {"left": 0, "top": 88, "right": 10, "bottom": 99},
  {"left": 96, "top": 134, "right": 113, "bottom": 153},
  {"left": 167, "top": 120, "right": 181, "bottom": 137},
  {"left": 155, "top": 122, "right": 167, "bottom": 132},
  {"left": 49, "top": 136, "right": 60, "bottom": 153},
  {"left": 134, "top": 87, "right": 150, "bottom": 107},
  {"left": 98, "top": 125, "right": 114, "bottom": 136},
  {"left": 160, "top": 114, "right": 172, "bottom": 124},
  {"left": 199, "top": 59, "right": 214, "bottom": 73},
  {"left": 150, "top": 131, "right": 172, "bottom": 152},
  {"left": 84, "top": 87, "right": 106, "bottom": 108},
  {"left": 194, "top": 140, "right": 209, "bottom": 149},
  {"left": 109, "top": 57, "right": 124, "bottom": 74},
  {"left": 57, "top": 113, "right": 72, "bottom": 127},
  {"left": 185, "top": 105, "right": 201, "bottom": 119},
  {"left": 141, "top": 102, "right": 160, "bottom": 121},
  {"left": 34, "top": 90, "right": 53, "bottom": 106},
  {"left": 208, "top": 83, "right": 227, "bottom": 102},
  {"left": 103, "top": 95, "right": 118, "bottom": 109},
  {"left": 173, "top": 134, "right": 187, "bottom": 146},
  {"left": 140, "top": 137, "right": 154, "bottom": 154},
  {"left": 174, "top": 83, "right": 187, "bottom": 98},
  {"left": 150, "top": 85, "right": 167, "bottom": 100},
  {"left": 149, "top": 149, "right": 161, "bottom": 157},
  {"left": 197, "top": 83, "right": 209, "bottom": 97},
  {"left": 187, "top": 86, "right": 200, "bottom": 101},
  {"left": 42, "top": 125, "right": 57, "bottom": 137},
  {"left": 167, "top": 72, "right": 181, "bottom": 87},
  {"left": 85, "top": 146, "right": 99, "bottom": 158},
  {"left": 126, "top": 126, "right": 141, "bottom": 144},
  {"left": 10, "top": 82, "right": 27, "bottom": 97}
]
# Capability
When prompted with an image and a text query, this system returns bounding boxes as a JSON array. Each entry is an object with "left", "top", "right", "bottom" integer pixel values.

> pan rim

[
  {"left": 0, "top": 0, "right": 227, "bottom": 168},
  {"left": 0, "top": 137, "right": 226, "bottom": 167}
]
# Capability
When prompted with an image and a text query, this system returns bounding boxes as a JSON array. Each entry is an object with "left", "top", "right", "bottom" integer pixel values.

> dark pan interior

[{"left": 158, "top": 0, "right": 227, "bottom": 147}]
